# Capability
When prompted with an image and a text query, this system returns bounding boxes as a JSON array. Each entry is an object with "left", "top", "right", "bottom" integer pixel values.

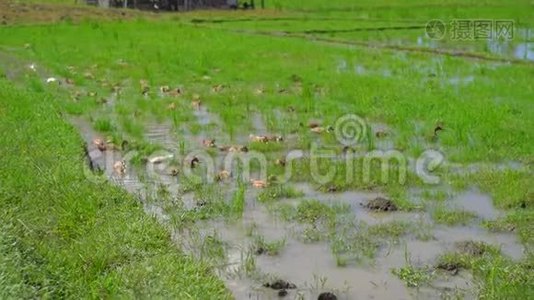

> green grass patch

[
  {"left": 432, "top": 206, "right": 476, "bottom": 226},
  {"left": 0, "top": 79, "right": 229, "bottom": 298},
  {"left": 392, "top": 265, "right": 433, "bottom": 288}
]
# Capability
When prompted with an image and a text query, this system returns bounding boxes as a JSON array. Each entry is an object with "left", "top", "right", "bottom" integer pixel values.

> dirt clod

[
  {"left": 318, "top": 292, "right": 337, "bottom": 300},
  {"left": 264, "top": 279, "right": 296, "bottom": 290},
  {"left": 278, "top": 289, "right": 288, "bottom": 297},
  {"left": 364, "top": 197, "right": 397, "bottom": 212},
  {"left": 435, "top": 262, "right": 460, "bottom": 276},
  {"left": 326, "top": 185, "right": 338, "bottom": 193}
]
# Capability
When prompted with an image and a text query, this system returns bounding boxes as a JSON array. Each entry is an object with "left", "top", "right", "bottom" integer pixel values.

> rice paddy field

[{"left": 0, "top": 0, "right": 533, "bottom": 299}]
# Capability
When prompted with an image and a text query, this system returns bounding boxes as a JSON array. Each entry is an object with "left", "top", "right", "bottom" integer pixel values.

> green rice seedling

[
  {"left": 93, "top": 116, "right": 115, "bottom": 132},
  {"left": 257, "top": 184, "right": 304, "bottom": 203},
  {"left": 392, "top": 266, "right": 433, "bottom": 288},
  {"left": 230, "top": 182, "right": 246, "bottom": 218},
  {"left": 432, "top": 206, "right": 476, "bottom": 226},
  {"left": 252, "top": 235, "right": 286, "bottom": 256}
]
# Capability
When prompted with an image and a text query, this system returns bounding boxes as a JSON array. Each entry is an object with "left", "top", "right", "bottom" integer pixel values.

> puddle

[
  {"left": 297, "top": 184, "right": 424, "bottom": 225},
  {"left": 433, "top": 226, "right": 524, "bottom": 260},
  {"left": 514, "top": 42, "right": 534, "bottom": 61},
  {"left": 193, "top": 106, "right": 213, "bottom": 126},
  {"left": 74, "top": 111, "right": 527, "bottom": 299},
  {"left": 251, "top": 112, "right": 268, "bottom": 134},
  {"left": 354, "top": 64, "right": 366, "bottom": 75},
  {"left": 336, "top": 59, "right": 348, "bottom": 73},
  {"left": 448, "top": 75, "right": 474, "bottom": 86},
  {"left": 144, "top": 121, "right": 178, "bottom": 151},
  {"left": 416, "top": 35, "right": 439, "bottom": 48},
  {"left": 447, "top": 160, "right": 526, "bottom": 174},
  {"left": 69, "top": 109, "right": 528, "bottom": 300},
  {"left": 256, "top": 241, "right": 410, "bottom": 300},
  {"left": 451, "top": 189, "right": 499, "bottom": 220}
]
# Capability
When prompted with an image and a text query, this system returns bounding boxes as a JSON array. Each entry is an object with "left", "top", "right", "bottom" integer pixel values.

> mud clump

[
  {"left": 255, "top": 246, "right": 266, "bottom": 255},
  {"left": 435, "top": 261, "right": 460, "bottom": 276},
  {"left": 455, "top": 240, "right": 488, "bottom": 256},
  {"left": 278, "top": 289, "right": 288, "bottom": 297},
  {"left": 318, "top": 292, "right": 337, "bottom": 300},
  {"left": 263, "top": 279, "right": 296, "bottom": 290},
  {"left": 363, "top": 197, "right": 398, "bottom": 212}
]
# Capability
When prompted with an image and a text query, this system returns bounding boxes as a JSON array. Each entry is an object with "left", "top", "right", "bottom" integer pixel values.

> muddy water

[
  {"left": 181, "top": 181, "right": 525, "bottom": 299},
  {"left": 251, "top": 112, "right": 268, "bottom": 134},
  {"left": 183, "top": 197, "right": 413, "bottom": 300},
  {"left": 71, "top": 102, "right": 526, "bottom": 300},
  {"left": 144, "top": 121, "right": 178, "bottom": 151},
  {"left": 194, "top": 106, "right": 213, "bottom": 126},
  {"left": 452, "top": 189, "right": 499, "bottom": 220}
]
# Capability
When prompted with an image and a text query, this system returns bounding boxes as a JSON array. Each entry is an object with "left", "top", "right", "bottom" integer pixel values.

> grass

[
  {"left": 392, "top": 265, "right": 433, "bottom": 288},
  {"left": 296, "top": 199, "right": 335, "bottom": 224},
  {"left": 436, "top": 244, "right": 534, "bottom": 299},
  {"left": 2, "top": 21, "right": 532, "bottom": 165},
  {"left": 330, "top": 217, "right": 412, "bottom": 265},
  {"left": 252, "top": 235, "right": 286, "bottom": 256},
  {"left": 432, "top": 205, "right": 477, "bottom": 226},
  {"left": 0, "top": 79, "right": 230, "bottom": 298},
  {"left": 257, "top": 184, "right": 304, "bottom": 203}
]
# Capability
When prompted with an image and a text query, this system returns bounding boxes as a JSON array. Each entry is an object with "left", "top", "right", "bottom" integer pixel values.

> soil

[
  {"left": 363, "top": 197, "right": 398, "bottom": 212},
  {"left": 0, "top": 0, "right": 141, "bottom": 26},
  {"left": 318, "top": 292, "right": 338, "bottom": 300},
  {"left": 435, "top": 261, "right": 460, "bottom": 276},
  {"left": 263, "top": 279, "right": 297, "bottom": 290}
]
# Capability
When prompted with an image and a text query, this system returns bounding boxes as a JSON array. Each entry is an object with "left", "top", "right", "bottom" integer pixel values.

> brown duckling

[
  {"left": 434, "top": 122, "right": 444, "bottom": 136},
  {"left": 249, "top": 134, "right": 269, "bottom": 143},
  {"left": 310, "top": 126, "right": 325, "bottom": 134},
  {"left": 191, "top": 100, "right": 202, "bottom": 110},
  {"left": 169, "top": 87, "right": 182, "bottom": 97},
  {"left": 275, "top": 158, "right": 286, "bottom": 167},
  {"left": 160, "top": 85, "right": 170, "bottom": 93},
  {"left": 251, "top": 179, "right": 268, "bottom": 189},
  {"left": 167, "top": 102, "right": 176, "bottom": 110},
  {"left": 92, "top": 138, "right": 107, "bottom": 152},
  {"left": 113, "top": 160, "right": 126, "bottom": 176},
  {"left": 169, "top": 167, "right": 179, "bottom": 177},
  {"left": 190, "top": 156, "right": 200, "bottom": 169},
  {"left": 215, "top": 170, "right": 231, "bottom": 182},
  {"left": 202, "top": 139, "right": 216, "bottom": 148},
  {"left": 212, "top": 84, "right": 225, "bottom": 93}
]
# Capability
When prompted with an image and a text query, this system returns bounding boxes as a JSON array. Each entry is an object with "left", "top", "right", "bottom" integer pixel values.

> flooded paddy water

[{"left": 71, "top": 107, "right": 525, "bottom": 299}]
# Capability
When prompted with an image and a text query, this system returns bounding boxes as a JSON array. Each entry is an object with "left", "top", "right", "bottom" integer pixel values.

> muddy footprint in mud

[{"left": 363, "top": 197, "right": 398, "bottom": 212}]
